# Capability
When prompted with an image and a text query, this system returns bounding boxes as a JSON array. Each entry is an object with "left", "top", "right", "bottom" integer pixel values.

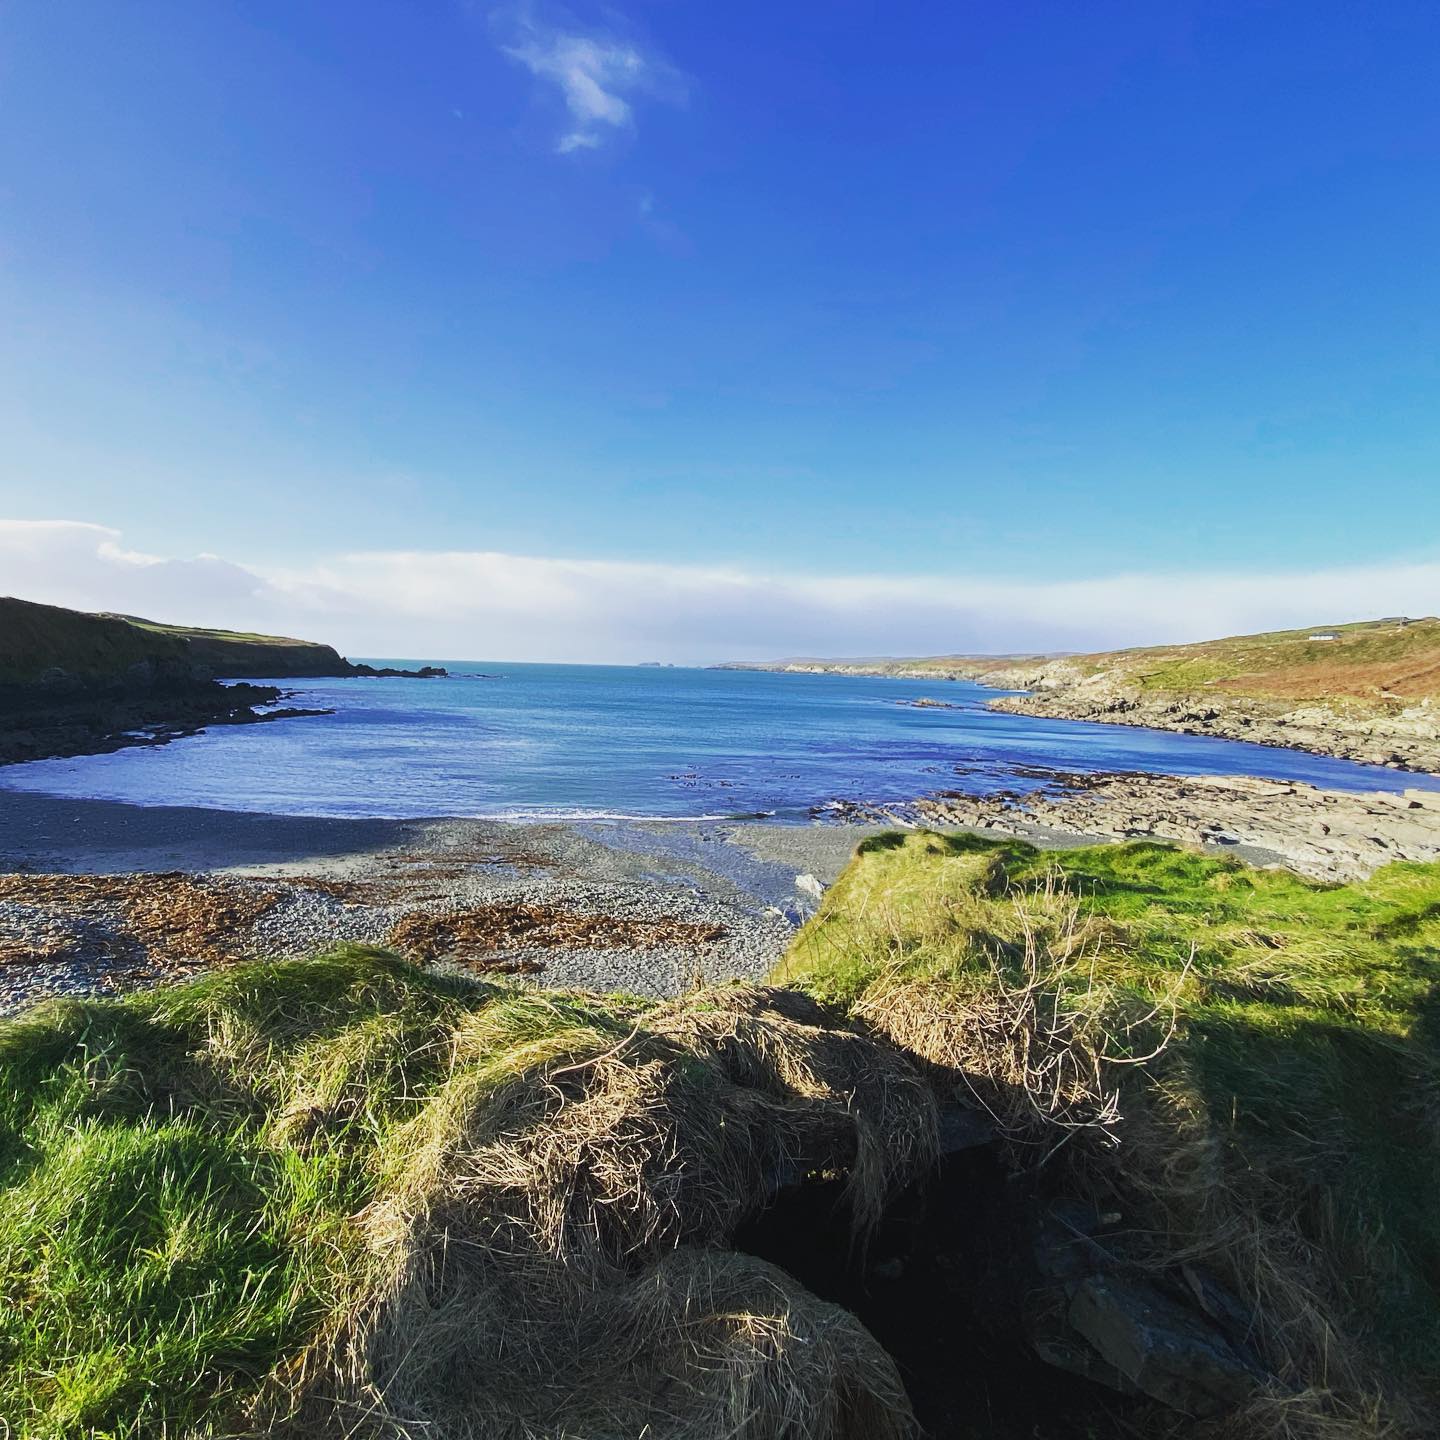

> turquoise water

[{"left": 1, "top": 663, "right": 1434, "bottom": 820}]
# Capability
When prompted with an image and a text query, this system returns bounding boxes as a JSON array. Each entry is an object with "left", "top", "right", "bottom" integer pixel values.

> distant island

[
  {"left": 721, "top": 617, "right": 1440, "bottom": 772},
  {"left": 0, "top": 596, "right": 446, "bottom": 765}
]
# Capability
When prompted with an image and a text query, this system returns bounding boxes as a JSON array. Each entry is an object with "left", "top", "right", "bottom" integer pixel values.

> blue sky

[{"left": 1, "top": 2, "right": 1438, "bottom": 659}]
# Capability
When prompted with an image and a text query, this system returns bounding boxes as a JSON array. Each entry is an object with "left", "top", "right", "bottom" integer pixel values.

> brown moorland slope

[{"left": 995, "top": 616, "right": 1440, "bottom": 703}]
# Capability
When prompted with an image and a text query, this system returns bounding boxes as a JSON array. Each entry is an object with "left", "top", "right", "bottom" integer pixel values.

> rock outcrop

[
  {"left": 822, "top": 768, "right": 1440, "bottom": 881},
  {"left": 983, "top": 660, "right": 1440, "bottom": 772}
]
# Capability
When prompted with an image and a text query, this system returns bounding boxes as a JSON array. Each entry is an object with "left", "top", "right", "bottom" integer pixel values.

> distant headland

[{"left": 720, "top": 617, "right": 1440, "bottom": 772}]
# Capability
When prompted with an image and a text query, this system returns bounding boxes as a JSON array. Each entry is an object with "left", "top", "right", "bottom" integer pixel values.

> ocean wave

[{"left": 475, "top": 808, "right": 750, "bottom": 823}]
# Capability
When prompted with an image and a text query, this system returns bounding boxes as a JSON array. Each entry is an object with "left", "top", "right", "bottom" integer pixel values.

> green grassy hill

[
  {"left": 0, "top": 596, "right": 352, "bottom": 691},
  {"left": 0, "top": 598, "right": 193, "bottom": 690},
  {"left": 114, "top": 615, "right": 352, "bottom": 679}
]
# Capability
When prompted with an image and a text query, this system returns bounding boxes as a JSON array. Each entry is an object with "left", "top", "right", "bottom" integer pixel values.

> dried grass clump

[
  {"left": 304, "top": 1243, "right": 915, "bottom": 1440},
  {"left": 854, "top": 902, "right": 1177, "bottom": 1160},
  {"left": 257, "top": 983, "right": 936, "bottom": 1439},
  {"left": 1114, "top": 1059, "right": 1418, "bottom": 1440}
]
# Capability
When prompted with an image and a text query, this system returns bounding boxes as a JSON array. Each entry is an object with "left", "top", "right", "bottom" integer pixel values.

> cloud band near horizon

[{"left": 1, "top": 519, "right": 1435, "bottom": 665}]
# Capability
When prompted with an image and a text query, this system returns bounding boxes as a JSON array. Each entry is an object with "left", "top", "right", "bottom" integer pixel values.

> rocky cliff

[{"left": 0, "top": 597, "right": 345, "bottom": 764}]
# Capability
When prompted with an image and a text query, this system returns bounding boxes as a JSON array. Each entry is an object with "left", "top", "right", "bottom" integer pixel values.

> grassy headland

[
  {"left": 2, "top": 836, "right": 1435, "bottom": 1437},
  {"left": 113, "top": 616, "right": 355, "bottom": 679},
  {"left": 724, "top": 617, "right": 1440, "bottom": 770},
  {"left": 0, "top": 596, "right": 438, "bottom": 765},
  {"left": 0, "top": 597, "right": 353, "bottom": 692}
]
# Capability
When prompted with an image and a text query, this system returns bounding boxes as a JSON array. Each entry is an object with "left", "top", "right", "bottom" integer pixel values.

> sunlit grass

[{"left": 776, "top": 832, "right": 1440, "bottom": 1394}]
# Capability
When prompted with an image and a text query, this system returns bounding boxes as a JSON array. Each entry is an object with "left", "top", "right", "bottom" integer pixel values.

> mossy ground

[{"left": 1, "top": 836, "right": 1437, "bottom": 1436}]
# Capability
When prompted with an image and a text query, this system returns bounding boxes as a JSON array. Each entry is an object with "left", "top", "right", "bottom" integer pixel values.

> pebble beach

[{"left": 0, "top": 790, "right": 890, "bottom": 1014}]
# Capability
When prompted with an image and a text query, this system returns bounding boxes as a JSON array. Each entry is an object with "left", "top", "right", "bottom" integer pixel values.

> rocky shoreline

[
  {"left": 726, "top": 619, "right": 1440, "bottom": 774},
  {"left": 986, "top": 682, "right": 1440, "bottom": 772},
  {"left": 820, "top": 766, "right": 1440, "bottom": 881},
  {"left": 0, "top": 682, "right": 333, "bottom": 766}
]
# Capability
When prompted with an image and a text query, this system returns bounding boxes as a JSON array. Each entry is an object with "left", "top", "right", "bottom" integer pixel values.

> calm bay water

[{"left": 1, "top": 663, "right": 1435, "bottom": 820}]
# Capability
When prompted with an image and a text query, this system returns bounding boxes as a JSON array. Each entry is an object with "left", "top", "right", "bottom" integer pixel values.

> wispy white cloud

[
  {"left": 3, "top": 518, "right": 1438, "bottom": 664},
  {"left": 494, "top": 5, "right": 684, "bottom": 154}
]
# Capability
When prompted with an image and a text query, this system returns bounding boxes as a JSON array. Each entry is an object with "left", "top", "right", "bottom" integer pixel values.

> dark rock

[
  {"left": 1066, "top": 1274, "right": 1265, "bottom": 1417},
  {"left": 344, "top": 662, "right": 449, "bottom": 678},
  {"left": 935, "top": 1103, "right": 994, "bottom": 1155},
  {"left": 0, "top": 682, "right": 332, "bottom": 766}
]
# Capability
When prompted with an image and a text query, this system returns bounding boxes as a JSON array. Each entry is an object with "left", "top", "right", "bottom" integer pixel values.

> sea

[{"left": 1, "top": 663, "right": 1435, "bottom": 820}]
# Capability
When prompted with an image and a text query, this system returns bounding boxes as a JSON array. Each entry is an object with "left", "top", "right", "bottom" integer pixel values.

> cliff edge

[{"left": 0, "top": 597, "right": 353, "bottom": 764}]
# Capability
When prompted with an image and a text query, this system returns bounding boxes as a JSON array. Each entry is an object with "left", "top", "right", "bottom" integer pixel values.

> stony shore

[
  {"left": 0, "top": 794, "right": 888, "bottom": 1014},
  {"left": 986, "top": 684, "right": 1440, "bottom": 772},
  {"left": 5, "top": 761, "right": 1439, "bottom": 1014},
  {"left": 822, "top": 767, "right": 1440, "bottom": 881}
]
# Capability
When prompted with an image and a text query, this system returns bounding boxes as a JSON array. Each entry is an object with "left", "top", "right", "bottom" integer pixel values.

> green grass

[
  {"left": 0, "top": 950, "right": 650, "bottom": 1438},
  {"left": 777, "top": 832, "right": 1440, "bottom": 1397},
  {"left": 122, "top": 620, "right": 319, "bottom": 647},
  {"left": 0, "top": 598, "right": 194, "bottom": 690},
  {"left": 3, "top": 841, "right": 1438, "bottom": 1433}
]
